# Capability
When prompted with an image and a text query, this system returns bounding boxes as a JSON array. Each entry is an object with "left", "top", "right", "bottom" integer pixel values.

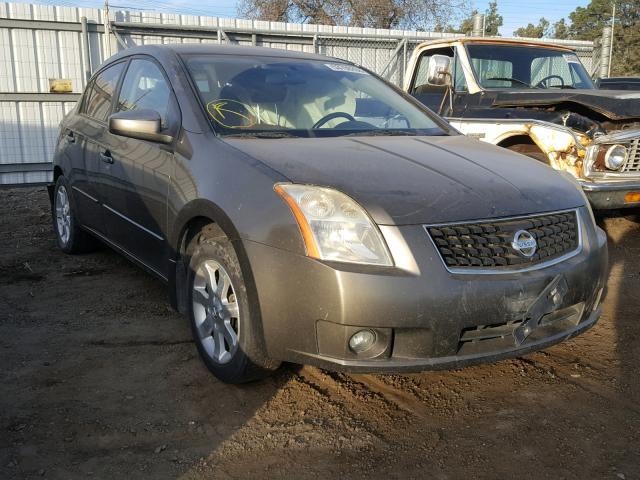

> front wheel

[
  {"left": 506, "top": 143, "right": 549, "bottom": 164},
  {"left": 187, "top": 225, "right": 279, "bottom": 383}
]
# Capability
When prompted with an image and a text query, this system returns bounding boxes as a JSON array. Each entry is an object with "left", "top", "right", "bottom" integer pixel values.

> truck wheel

[
  {"left": 506, "top": 144, "right": 549, "bottom": 164},
  {"left": 52, "top": 176, "right": 99, "bottom": 253},
  {"left": 187, "top": 224, "right": 280, "bottom": 383}
]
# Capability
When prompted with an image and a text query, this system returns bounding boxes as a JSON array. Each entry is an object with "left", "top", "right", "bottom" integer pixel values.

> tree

[
  {"left": 559, "top": 0, "right": 640, "bottom": 76},
  {"left": 513, "top": 18, "right": 551, "bottom": 38},
  {"left": 484, "top": 1, "right": 503, "bottom": 36},
  {"left": 513, "top": 1, "right": 639, "bottom": 75},
  {"left": 447, "top": 0, "right": 503, "bottom": 35},
  {"left": 552, "top": 18, "right": 570, "bottom": 39},
  {"left": 237, "top": 0, "right": 471, "bottom": 30}
]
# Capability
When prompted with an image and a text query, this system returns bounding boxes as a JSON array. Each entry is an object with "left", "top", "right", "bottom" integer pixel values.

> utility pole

[
  {"left": 608, "top": 1, "right": 616, "bottom": 77},
  {"left": 104, "top": 0, "right": 112, "bottom": 55},
  {"left": 600, "top": 26, "right": 612, "bottom": 78}
]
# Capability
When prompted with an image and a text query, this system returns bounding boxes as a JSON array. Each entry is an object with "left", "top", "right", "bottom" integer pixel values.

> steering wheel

[
  {"left": 536, "top": 74, "right": 565, "bottom": 88},
  {"left": 312, "top": 112, "right": 356, "bottom": 129}
]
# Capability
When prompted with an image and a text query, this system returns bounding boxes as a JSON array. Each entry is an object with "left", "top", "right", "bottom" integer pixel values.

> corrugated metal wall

[
  {"left": 0, "top": 2, "right": 105, "bottom": 184},
  {"left": 0, "top": 2, "right": 596, "bottom": 186}
]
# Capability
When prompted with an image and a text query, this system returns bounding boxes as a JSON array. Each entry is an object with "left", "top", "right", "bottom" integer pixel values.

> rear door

[
  {"left": 72, "top": 61, "right": 126, "bottom": 233},
  {"left": 100, "top": 57, "right": 180, "bottom": 278}
]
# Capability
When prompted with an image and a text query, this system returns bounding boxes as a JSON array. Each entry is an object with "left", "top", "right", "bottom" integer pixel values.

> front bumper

[
  {"left": 243, "top": 207, "right": 608, "bottom": 373},
  {"left": 580, "top": 180, "right": 640, "bottom": 210}
]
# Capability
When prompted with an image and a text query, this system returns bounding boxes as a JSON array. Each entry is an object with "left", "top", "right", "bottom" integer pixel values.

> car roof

[
  {"left": 106, "top": 43, "right": 342, "bottom": 64},
  {"left": 415, "top": 37, "right": 576, "bottom": 52}
]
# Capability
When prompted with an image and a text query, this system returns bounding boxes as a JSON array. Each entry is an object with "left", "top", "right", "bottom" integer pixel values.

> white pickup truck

[{"left": 403, "top": 37, "right": 640, "bottom": 210}]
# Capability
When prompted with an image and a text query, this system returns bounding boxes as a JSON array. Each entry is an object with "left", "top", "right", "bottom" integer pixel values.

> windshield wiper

[
  {"left": 223, "top": 131, "right": 299, "bottom": 139},
  {"left": 342, "top": 129, "right": 418, "bottom": 137}
]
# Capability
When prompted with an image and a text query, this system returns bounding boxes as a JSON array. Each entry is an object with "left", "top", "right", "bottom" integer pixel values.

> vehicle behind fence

[{"left": 0, "top": 1, "right": 596, "bottom": 186}]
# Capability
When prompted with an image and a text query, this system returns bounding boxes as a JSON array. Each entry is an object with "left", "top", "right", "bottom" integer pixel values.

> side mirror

[
  {"left": 109, "top": 109, "right": 173, "bottom": 144},
  {"left": 426, "top": 55, "right": 452, "bottom": 87}
]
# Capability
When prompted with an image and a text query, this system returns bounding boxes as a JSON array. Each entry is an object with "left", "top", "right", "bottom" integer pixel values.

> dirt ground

[{"left": 1, "top": 187, "right": 639, "bottom": 480}]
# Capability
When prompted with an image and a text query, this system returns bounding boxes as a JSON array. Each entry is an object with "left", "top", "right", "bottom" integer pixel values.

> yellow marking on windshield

[{"left": 206, "top": 99, "right": 256, "bottom": 129}]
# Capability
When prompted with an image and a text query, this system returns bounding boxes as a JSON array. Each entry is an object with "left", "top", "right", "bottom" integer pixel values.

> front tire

[
  {"left": 506, "top": 143, "right": 549, "bottom": 164},
  {"left": 52, "top": 176, "right": 99, "bottom": 253},
  {"left": 187, "top": 225, "right": 279, "bottom": 383}
]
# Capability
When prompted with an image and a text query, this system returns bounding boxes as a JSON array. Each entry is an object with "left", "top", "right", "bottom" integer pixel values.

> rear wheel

[
  {"left": 52, "top": 176, "right": 99, "bottom": 253},
  {"left": 187, "top": 225, "right": 279, "bottom": 383}
]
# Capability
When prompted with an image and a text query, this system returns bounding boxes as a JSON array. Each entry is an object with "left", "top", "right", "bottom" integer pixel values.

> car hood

[
  {"left": 224, "top": 135, "right": 585, "bottom": 225},
  {"left": 490, "top": 89, "right": 640, "bottom": 121}
]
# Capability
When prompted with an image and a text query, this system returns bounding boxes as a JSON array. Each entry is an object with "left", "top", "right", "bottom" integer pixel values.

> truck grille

[
  {"left": 426, "top": 210, "right": 580, "bottom": 271},
  {"left": 621, "top": 139, "right": 640, "bottom": 173}
]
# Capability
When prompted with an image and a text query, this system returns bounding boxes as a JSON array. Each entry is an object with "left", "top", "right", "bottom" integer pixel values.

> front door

[
  {"left": 408, "top": 46, "right": 470, "bottom": 118},
  {"left": 100, "top": 57, "right": 180, "bottom": 278}
]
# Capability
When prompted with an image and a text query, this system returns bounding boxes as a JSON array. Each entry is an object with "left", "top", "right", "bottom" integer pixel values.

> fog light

[
  {"left": 604, "top": 145, "right": 627, "bottom": 170},
  {"left": 349, "top": 329, "right": 376, "bottom": 353}
]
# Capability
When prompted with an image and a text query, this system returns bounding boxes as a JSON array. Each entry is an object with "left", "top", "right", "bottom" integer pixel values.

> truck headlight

[
  {"left": 275, "top": 184, "right": 393, "bottom": 266},
  {"left": 604, "top": 144, "right": 627, "bottom": 170}
]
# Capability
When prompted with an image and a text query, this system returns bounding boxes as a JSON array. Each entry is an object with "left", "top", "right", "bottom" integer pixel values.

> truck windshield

[
  {"left": 466, "top": 44, "right": 595, "bottom": 90},
  {"left": 183, "top": 54, "right": 447, "bottom": 138}
]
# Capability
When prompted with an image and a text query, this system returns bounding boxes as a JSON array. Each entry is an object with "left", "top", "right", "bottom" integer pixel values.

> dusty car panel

[
  {"left": 224, "top": 134, "right": 586, "bottom": 225},
  {"left": 404, "top": 38, "right": 640, "bottom": 210}
]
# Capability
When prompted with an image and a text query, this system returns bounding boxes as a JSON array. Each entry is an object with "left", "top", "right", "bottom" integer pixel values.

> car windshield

[
  {"left": 183, "top": 54, "right": 447, "bottom": 137},
  {"left": 466, "top": 44, "right": 595, "bottom": 90}
]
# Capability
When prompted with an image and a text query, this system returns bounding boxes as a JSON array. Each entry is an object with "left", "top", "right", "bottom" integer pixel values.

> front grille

[
  {"left": 621, "top": 139, "right": 640, "bottom": 172},
  {"left": 426, "top": 210, "right": 579, "bottom": 270}
]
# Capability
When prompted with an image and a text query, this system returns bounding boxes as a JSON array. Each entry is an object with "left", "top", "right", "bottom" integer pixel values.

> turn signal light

[{"left": 624, "top": 192, "right": 640, "bottom": 204}]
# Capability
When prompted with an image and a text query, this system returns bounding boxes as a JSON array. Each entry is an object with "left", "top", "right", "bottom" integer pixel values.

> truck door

[{"left": 408, "top": 46, "right": 470, "bottom": 117}]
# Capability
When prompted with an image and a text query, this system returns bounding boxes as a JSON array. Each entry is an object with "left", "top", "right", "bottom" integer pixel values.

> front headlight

[
  {"left": 275, "top": 183, "right": 393, "bottom": 266},
  {"left": 604, "top": 144, "right": 627, "bottom": 170}
]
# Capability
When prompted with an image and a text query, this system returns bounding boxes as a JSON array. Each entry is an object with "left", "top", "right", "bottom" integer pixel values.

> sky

[{"left": 32, "top": 0, "right": 593, "bottom": 36}]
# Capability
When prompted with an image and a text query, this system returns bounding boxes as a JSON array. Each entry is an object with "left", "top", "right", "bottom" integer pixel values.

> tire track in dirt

[
  {"left": 349, "top": 374, "right": 434, "bottom": 420},
  {"left": 295, "top": 367, "right": 412, "bottom": 442}
]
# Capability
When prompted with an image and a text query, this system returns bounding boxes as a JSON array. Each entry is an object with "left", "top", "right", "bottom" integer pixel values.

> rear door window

[{"left": 84, "top": 62, "right": 125, "bottom": 123}]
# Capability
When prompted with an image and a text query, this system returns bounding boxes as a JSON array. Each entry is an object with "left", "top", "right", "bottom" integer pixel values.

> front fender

[{"left": 448, "top": 117, "right": 591, "bottom": 178}]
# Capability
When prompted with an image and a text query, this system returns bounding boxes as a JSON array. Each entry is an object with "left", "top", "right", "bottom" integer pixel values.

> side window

[
  {"left": 116, "top": 59, "right": 172, "bottom": 128},
  {"left": 84, "top": 62, "right": 125, "bottom": 122},
  {"left": 453, "top": 55, "right": 468, "bottom": 92}
]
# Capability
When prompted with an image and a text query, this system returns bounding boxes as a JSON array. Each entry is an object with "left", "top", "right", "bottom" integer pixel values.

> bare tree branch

[{"left": 238, "top": 0, "right": 471, "bottom": 30}]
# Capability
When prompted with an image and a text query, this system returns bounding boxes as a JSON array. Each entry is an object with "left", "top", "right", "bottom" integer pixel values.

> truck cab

[{"left": 404, "top": 38, "right": 640, "bottom": 210}]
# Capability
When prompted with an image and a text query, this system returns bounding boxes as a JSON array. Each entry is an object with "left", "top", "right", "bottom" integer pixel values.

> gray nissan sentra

[{"left": 51, "top": 44, "right": 608, "bottom": 383}]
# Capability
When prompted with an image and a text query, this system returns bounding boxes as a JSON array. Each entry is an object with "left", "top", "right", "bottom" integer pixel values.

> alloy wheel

[
  {"left": 55, "top": 186, "right": 72, "bottom": 246},
  {"left": 192, "top": 259, "right": 240, "bottom": 364}
]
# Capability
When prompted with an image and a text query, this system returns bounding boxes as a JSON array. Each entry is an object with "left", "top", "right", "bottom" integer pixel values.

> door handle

[
  {"left": 65, "top": 132, "right": 75, "bottom": 144},
  {"left": 100, "top": 150, "right": 114, "bottom": 164}
]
